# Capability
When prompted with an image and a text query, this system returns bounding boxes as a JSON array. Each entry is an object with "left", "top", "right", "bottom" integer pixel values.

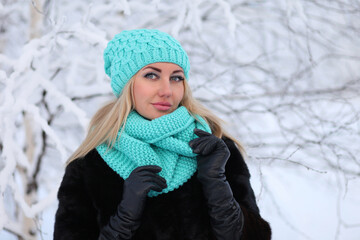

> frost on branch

[{"left": 0, "top": 2, "right": 110, "bottom": 237}]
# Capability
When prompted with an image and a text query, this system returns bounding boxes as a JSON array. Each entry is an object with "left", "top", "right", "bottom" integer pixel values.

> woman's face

[{"left": 133, "top": 62, "right": 185, "bottom": 120}]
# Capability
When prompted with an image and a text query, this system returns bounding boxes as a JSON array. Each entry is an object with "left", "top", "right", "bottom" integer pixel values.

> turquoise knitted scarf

[{"left": 96, "top": 106, "right": 211, "bottom": 197}]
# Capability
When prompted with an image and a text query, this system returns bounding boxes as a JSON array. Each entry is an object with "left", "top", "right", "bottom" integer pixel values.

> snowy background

[{"left": 1, "top": 0, "right": 360, "bottom": 239}]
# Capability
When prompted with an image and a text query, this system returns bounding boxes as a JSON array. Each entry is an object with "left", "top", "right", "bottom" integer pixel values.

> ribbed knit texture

[
  {"left": 104, "top": 29, "right": 191, "bottom": 97},
  {"left": 96, "top": 107, "right": 211, "bottom": 197}
]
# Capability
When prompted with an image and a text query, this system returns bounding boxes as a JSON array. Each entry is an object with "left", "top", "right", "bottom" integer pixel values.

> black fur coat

[{"left": 54, "top": 138, "right": 271, "bottom": 239}]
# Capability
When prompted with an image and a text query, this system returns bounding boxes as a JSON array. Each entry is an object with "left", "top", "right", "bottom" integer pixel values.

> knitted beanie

[{"left": 104, "top": 29, "right": 191, "bottom": 97}]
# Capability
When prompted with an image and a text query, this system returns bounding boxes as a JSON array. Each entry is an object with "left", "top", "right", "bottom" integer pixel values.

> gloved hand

[
  {"left": 189, "top": 128, "right": 230, "bottom": 181},
  {"left": 99, "top": 165, "right": 167, "bottom": 240},
  {"left": 189, "top": 129, "right": 244, "bottom": 240}
]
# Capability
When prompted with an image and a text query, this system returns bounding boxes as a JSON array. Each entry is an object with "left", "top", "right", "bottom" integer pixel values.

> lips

[{"left": 152, "top": 102, "right": 172, "bottom": 111}]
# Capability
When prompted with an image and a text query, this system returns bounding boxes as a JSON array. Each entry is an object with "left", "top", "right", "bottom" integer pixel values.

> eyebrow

[{"left": 143, "top": 66, "right": 184, "bottom": 74}]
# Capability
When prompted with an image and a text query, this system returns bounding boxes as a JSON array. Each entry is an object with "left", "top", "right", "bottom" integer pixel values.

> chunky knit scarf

[{"left": 96, "top": 106, "right": 211, "bottom": 197}]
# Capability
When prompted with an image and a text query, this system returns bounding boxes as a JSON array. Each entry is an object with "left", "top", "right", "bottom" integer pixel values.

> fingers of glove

[
  {"left": 189, "top": 135, "right": 211, "bottom": 149},
  {"left": 201, "top": 139, "right": 219, "bottom": 155},
  {"left": 188, "top": 138, "right": 198, "bottom": 149},
  {"left": 191, "top": 139, "right": 210, "bottom": 154},
  {"left": 191, "top": 137, "right": 217, "bottom": 155},
  {"left": 194, "top": 128, "right": 212, "bottom": 137},
  {"left": 146, "top": 182, "right": 164, "bottom": 193},
  {"left": 135, "top": 174, "right": 167, "bottom": 193},
  {"left": 143, "top": 177, "right": 167, "bottom": 192},
  {"left": 124, "top": 174, "right": 167, "bottom": 198},
  {"left": 131, "top": 165, "right": 162, "bottom": 174},
  {"left": 196, "top": 139, "right": 217, "bottom": 155},
  {"left": 138, "top": 172, "right": 167, "bottom": 187}
]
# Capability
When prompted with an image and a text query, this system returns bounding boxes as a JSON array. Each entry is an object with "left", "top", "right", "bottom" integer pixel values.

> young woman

[{"left": 54, "top": 29, "right": 271, "bottom": 240}]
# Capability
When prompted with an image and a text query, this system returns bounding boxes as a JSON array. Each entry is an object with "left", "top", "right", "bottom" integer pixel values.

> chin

[
  {"left": 152, "top": 113, "right": 167, "bottom": 119},
  {"left": 139, "top": 107, "right": 176, "bottom": 120},
  {"left": 151, "top": 111, "right": 173, "bottom": 120}
]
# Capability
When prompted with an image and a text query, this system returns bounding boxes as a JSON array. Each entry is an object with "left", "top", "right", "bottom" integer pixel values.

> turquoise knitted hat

[{"left": 104, "top": 29, "right": 191, "bottom": 97}]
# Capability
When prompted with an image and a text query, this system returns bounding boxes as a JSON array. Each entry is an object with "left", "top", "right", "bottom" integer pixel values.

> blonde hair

[{"left": 67, "top": 76, "right": 245, "bottom": 164}]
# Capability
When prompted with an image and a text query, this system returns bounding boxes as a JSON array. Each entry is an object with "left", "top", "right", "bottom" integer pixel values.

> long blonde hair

[{"left": 67, "top": 76, "right": 245, "bottom": 164}]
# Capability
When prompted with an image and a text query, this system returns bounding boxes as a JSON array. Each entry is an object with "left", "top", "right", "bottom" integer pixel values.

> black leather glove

[
  {"left": 99, "top": 165, "right": 167, "bottom": 240},
  {"left": 189, "top": 129, "right": 244, "bottom": 240}
]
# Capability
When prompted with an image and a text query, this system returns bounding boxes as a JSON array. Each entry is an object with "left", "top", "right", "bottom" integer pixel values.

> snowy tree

[{"left": 0, "top": 0, "right": 359, "bottom": 239}]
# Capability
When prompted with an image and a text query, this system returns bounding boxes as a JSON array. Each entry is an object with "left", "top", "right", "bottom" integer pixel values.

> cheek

[
  {"left": 134, "top": 83, "right": 150, "bottom": 104},
  {"left": 174, "top": 84, "right": 185, "bottom": 103}
]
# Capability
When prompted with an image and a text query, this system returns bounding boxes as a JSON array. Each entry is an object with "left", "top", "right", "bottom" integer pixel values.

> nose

[{"left": 158, "top": 78, "right": 172, "bottom": 97}]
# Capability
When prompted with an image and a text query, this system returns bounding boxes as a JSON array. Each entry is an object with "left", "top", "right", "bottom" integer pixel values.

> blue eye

[
  {"left": 144, "top": 72, "right": 158, "bottom": 79},
  {"left": 171, "top": 76, "right": 185, "bottom": 82},
  {"left": 144, "top": 73, "right": 184, "bottom": 82}
]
